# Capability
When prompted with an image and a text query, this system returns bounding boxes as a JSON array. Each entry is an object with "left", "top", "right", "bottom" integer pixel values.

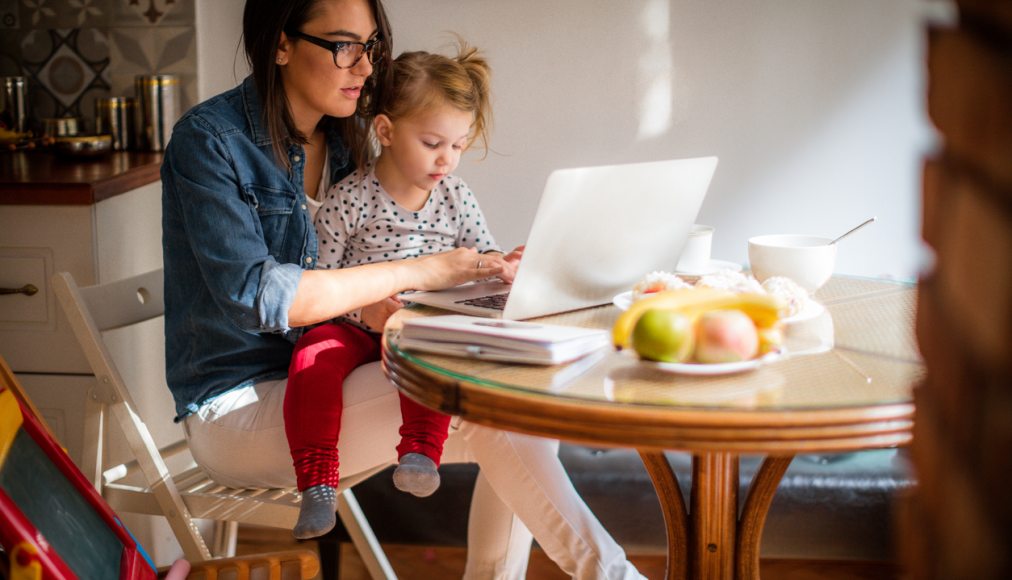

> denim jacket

[{"left": 161, "top": 76, "right": 354, "bottom": 421}]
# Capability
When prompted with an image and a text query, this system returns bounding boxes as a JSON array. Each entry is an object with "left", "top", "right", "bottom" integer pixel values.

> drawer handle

[{"left": 0, "top": 284, "right": 39, "bottom": 297}]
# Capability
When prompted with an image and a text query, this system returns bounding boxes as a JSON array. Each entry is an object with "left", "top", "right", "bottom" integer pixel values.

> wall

[
  {"left": 388, "top": 0, "right": 939, "bottom": 281},
  {"left": 194, "top": 0, "right": 247, "bottom": 102},
  {"left": 191, "top": 0, "right": 936, "bottom": 279}
]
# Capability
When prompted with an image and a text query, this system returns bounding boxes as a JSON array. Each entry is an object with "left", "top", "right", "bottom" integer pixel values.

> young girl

[{"left": 284, "top": 42, "right": 523, "bottom": 539}]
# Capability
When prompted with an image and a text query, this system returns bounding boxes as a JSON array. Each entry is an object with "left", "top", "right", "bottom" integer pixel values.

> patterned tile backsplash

[{"left": 1, "top": 0, "right": 195, "bottom": 131}]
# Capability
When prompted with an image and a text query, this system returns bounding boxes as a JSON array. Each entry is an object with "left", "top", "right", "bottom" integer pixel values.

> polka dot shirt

[
  {"left": 315, "top": 165, "right": 501, "bottom": 325},
  {"left": 316, "top": 165, "right": 500, "bottom": 270}
]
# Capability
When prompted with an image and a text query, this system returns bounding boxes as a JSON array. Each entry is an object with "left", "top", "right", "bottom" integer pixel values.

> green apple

[{"left": 631, "top": 309, "right": 695, "bottom": 363}]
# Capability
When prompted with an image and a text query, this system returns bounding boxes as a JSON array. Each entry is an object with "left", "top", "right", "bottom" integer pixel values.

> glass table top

[{"left": 387, "top": 277, "right": 922, "bottom": 413}]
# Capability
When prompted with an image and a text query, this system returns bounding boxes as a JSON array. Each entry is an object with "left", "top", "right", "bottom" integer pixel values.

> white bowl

[{"left": 747, "top": 234, "right": 836, "bottom": 292}]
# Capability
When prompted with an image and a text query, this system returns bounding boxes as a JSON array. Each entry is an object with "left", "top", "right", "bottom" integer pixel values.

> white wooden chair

[{"left": 52, "top": 269, "right": 396, "bottom": 579}]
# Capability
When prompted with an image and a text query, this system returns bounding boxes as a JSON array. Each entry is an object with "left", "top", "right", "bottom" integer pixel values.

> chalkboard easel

[{"left": 0, "top": 356, "right": 157, "bottom": 579}]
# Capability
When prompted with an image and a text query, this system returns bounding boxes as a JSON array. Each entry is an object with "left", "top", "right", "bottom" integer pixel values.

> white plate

[
  {"left": 612, "top": 290, "right": 635, "bottom": 310},
  {"left": 646, "top": 352, "right": 782, "bottom": 376},
  {"left": 674, "top": 259, "right": 743, "bottom": 277}
]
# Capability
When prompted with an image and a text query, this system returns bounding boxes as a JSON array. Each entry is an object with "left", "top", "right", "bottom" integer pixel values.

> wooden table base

[{"left": 638, "top": 451, "right": 795, "bottom": 580}]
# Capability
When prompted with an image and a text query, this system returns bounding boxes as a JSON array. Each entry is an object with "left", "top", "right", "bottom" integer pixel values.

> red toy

[{"left": 0, "top": 373, "right": 157, "bottom": 580}]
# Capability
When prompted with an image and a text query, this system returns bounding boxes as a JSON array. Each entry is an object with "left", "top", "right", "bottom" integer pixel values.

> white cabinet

[{"left": 0, "top": 181, "right": 172, "bottom": 467}]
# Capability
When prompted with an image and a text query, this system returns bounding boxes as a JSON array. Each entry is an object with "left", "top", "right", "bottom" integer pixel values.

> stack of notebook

[{"left": 398, "top": 315, "right": 611, "bottom": 365}]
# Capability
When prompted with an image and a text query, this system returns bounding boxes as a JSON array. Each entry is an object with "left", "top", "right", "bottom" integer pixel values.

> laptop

[{"left": 405, "top": 156, "right": 718, "bottom": 320}]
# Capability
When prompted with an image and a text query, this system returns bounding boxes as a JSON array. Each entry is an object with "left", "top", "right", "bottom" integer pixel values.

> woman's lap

[{"left": 184, "top": 361, "right": 432, "bottom": 489}]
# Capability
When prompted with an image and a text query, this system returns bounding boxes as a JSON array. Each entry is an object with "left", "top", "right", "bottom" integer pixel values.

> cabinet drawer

[
  {"left": 0, "top": 249, "right": 51, "bottom": 324},
  {"left": 0, "top": 205, "right": 95, "bottom": 373},
  {"left": 0, "top": 186, "right": 162, "bottom": 374}
]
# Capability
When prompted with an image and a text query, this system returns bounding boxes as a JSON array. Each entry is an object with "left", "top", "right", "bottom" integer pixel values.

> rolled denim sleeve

[
  {"left": 162, "top": 115, "right": 300, "bottom": 334},
  {"left": 256, "top": 261, "right": 303, "bottom": 332}
]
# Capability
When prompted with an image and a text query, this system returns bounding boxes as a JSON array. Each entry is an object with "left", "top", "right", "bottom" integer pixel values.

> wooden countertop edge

[{"left": 0, "top": 154, "right": 163, "bottom": 205}]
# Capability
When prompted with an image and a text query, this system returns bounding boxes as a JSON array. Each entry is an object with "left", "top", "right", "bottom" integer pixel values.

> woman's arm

[{"left": 288, "top": 247, "right": 502, "bottom": 327}]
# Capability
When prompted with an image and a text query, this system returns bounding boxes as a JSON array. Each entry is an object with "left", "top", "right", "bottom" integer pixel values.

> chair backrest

[
  {"left": 52, "top": 269, "right": 213, "bottom": 561},
  {"left": 77, "top": 269, "right": 165, "bottom": 331}
]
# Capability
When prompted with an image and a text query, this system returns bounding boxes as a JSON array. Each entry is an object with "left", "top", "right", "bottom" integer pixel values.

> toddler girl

[{"left": 285, "top": 41, "right": 522, "bottom": 539}]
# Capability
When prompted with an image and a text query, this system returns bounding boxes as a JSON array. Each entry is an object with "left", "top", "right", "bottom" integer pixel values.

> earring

[{"left": 277, "top": 57, "right": 285, "bottom": 65}]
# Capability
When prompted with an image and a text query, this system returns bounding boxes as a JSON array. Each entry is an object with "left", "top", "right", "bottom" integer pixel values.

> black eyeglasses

[{"left": 287, "top": 30, "right": 383, "bottom": 69}]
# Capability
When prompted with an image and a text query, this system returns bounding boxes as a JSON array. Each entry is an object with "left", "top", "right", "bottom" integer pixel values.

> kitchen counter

[{"left": 0, "top": 150, "right": 163, "bottom": 205}]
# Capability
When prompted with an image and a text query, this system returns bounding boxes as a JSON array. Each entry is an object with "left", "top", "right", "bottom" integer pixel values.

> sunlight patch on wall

[{"left": 637, "top": 0, "right": 673, "bottom": 140}]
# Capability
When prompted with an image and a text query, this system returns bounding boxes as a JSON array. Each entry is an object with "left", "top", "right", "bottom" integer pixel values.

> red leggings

[{"left": 284, "top": 322, "right": 451, "bottom": 491}]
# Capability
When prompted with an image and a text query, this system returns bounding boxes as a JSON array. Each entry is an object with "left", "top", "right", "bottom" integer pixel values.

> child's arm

[
  {"left": 453, "top": 181, "right": 499, "bottom": 254},
  {"left": 450, "top": 178, "right": 525, "bottom": 282}
]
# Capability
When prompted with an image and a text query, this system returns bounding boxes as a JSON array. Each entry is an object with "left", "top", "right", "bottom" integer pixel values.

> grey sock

[
  {"left": 393, "top": 453, "right": 441, "bottom": 498},
  {"left": 293, "top": 484, "right": 337, "bottom": 539}
]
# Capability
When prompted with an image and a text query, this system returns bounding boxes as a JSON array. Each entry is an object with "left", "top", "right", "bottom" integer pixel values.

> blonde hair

[{"left": 377, "top": 40, "right": 492, "bottom": 155}]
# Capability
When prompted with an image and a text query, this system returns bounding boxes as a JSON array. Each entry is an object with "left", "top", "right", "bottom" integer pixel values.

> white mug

[{"left": 677, "top": 224, "right": 714, "bottom": 273}]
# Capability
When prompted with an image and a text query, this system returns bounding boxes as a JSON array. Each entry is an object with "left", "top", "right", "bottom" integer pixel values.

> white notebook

[{"left": 398, "top": 315, "right": 610, "bottom": 365}]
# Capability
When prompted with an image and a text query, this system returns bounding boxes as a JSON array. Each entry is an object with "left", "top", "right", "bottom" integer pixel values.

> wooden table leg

[
  {"left": 691, "top": 452, "right": 739, "bottom": 579},
  {"left": 639, "top": 451, "right": 689, "bottom": 580},
  {"left": 735, "top": 455, "right": 794, "bottom": 580}
]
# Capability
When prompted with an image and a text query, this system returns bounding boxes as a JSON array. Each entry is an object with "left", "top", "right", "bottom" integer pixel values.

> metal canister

[
  {"left": 135, "top": 74, "right": 180, "bottom": 151},
  {"left": 1, "top": 76, "right": 28, "bottom": 133},
  {"left": 95, "top": 97, "right": 136, "bottom": 150}
]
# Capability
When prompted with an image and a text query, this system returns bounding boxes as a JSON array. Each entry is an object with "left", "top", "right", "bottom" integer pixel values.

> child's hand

[
  {"left": 360, "top": 296, "right": 404, "bottom": 332},
  {"left": 503, "top": 245, "right": 524, "bottom": 267},
  {"left": 486, "top": 245, "right": 524, "bottom": 284}
]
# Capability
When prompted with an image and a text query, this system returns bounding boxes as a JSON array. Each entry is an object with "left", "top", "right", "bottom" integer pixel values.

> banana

[
  {"left": 613, "top": 287, "right": 785, "bottom": 349},
  {"left": 612, "top": 288, "right": 730, "bottom": 348},
  {"left": 0, "top": 127, "right": 24, "bottom": 140}
]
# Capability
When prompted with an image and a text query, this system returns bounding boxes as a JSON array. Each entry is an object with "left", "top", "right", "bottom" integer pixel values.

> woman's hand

[
  {"left": 360, "top": 296, "right": 404, "bottom": 332},
  {"left": 406, "top": 247, "right": 504, "bottom": 291}
]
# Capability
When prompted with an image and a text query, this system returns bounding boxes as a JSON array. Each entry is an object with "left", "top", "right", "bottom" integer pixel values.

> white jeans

[{"left": 183, "top": 362, "right": 643, "bottom": 580}]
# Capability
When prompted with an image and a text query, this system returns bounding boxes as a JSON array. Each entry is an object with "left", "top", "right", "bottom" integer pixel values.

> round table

[{"left": 383, "top": 277, "right": 921, "bottom": 579}]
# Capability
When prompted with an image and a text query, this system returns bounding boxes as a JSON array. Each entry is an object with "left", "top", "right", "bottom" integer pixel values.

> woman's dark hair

[{"left": 242, "top": 0, "right": 393, "bottom": 169}]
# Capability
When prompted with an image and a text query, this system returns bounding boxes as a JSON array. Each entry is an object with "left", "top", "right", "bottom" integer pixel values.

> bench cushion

[{"left": 338, "top": 445, "right": 914, "bottom": 561}]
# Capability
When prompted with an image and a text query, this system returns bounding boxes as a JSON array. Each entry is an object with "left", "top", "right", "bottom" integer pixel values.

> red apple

[{"left": 694, "top": 310, "right": 759, "bottom": 363}]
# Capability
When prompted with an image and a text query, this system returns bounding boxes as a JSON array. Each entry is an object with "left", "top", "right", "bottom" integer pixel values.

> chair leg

[
  {"left": 336, "top": 489, "right": 396, "bottom": 580},
  {"left": 211, "top": 520, "right": 239, "bottom": 557}
]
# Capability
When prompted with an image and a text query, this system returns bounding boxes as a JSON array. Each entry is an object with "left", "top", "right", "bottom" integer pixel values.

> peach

[{"left": 694, "top": 310, "right": 759, "bottom": 363}]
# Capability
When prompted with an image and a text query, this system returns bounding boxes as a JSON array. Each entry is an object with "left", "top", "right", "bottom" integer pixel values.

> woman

[{"left": 161, "top": 0, "right": 644, "bottom": 578}]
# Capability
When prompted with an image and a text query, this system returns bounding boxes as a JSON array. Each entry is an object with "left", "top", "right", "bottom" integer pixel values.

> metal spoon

[{"left": 830, "top": 217, "right": 876, "bottom": 245}]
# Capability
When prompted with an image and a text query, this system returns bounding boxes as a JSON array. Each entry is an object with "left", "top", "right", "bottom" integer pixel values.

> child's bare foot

[
  {"left": 393, "top": 453, "right": 440, "bottom": 497},
  {"left": 293, "top": 484, "right": 337, "bottom": 539}
]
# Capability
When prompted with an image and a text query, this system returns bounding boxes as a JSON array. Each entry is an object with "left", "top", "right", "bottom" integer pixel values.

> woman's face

[{"left": 279, "top": 0, "right": 377, "bottom": 122}]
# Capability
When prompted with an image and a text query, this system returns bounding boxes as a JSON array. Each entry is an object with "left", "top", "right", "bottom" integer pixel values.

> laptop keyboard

[{"left": 456, "top": 292, "right": 510, "bottom": 310}]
